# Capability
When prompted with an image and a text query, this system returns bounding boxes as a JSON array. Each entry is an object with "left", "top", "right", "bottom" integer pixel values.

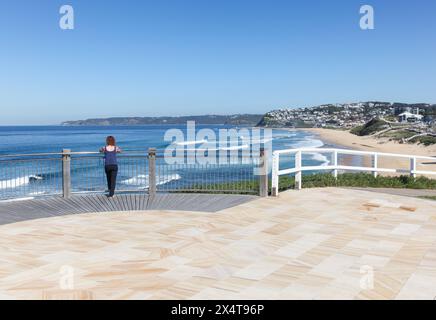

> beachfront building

[{"left": 398, "top": 111, "right": 423, "bottom": 123}]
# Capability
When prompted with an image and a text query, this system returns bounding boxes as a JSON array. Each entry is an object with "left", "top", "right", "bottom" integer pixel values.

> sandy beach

[
  {"left": 305, "top": 128, "right": 436, "bottom": 157},
  {"left": 294, "top": 128, "right": 436, "bottom": 175}
]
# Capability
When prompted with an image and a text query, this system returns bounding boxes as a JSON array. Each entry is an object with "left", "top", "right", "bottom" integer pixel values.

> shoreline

[{"left": 303, "top": 128, "right": 436, "bottom": 157}]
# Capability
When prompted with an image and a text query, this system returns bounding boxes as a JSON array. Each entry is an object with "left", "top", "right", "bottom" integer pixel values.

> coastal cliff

[{"left": 62, "top": 114, "right": 263, "bottom": 126}]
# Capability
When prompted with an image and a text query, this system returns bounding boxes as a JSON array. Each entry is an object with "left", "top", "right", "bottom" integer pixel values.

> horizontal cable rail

[
  {"left": 0, "top": 148, "right": 267, "bottom": 200},
  {"left": 0, "top": 150, "right": 157, "bottom": 158},
  {"left": 271, "top": 148, "right": 436, "bottom": 196},
  {"left": 155, "top": 157, "right": 260, "bottom": 195},
  {"left": 3, "top": 146, "right": 435, "bottom": 201}
]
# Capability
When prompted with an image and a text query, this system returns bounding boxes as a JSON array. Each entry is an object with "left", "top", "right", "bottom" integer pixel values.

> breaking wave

[
  {"left": 173, "top": 139, "right": 208, "bottom": 146},
  {"left": 288, "top": 137, "right": 324, "bottom": 149},
  {"left": 122, "top": 173, "right": 181, "bottom": 188},
  {"left": 307, "top": 152, "right": 330, "bottom": 166},
  {"left": 219, "top": 144, "right": 249, "bottom": 151},
  {"left": 287, "top": 137, "right": 330, "bottom": 166},
  {"left": 185, "top": 144, "right": 250, "bottom": 152},
  {"left": 0, "top": 175, "right": 43, "bottom": 190}
]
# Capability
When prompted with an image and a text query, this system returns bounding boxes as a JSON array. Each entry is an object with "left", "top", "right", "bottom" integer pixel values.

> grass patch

[
  {"left": 183, "top": 173, "right": 436, "bottom": 195},
  {"left": 410, "top": 135, "right": 436, "bottom": 146},
  {"left": 180, "top": 181, "right": 259, "bottom": 195},
  {"left": 382, "top": 130, "right": 415, "bottom": 140},
  {"left": 350, "top": 125, "right": 364, "bottom": 135},
  {"left": 278, "top": 173, "right": 436, "bottom": 190}
]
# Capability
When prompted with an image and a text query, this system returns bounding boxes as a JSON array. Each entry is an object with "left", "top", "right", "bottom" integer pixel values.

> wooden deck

[{"left": 0, "top": 193, "right": 257, "bottom": 225}]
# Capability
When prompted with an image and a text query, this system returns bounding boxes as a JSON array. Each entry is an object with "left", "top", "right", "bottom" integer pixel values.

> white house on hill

[{"left": 398, "top": 111, "right": 423, "bottom": 123}]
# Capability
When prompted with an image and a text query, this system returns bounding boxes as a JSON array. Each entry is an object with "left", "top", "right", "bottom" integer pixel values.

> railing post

[
  {"left": 271, "top": 152, "right": 279, "bottom": 197},
  {"left": 332, "top": 150, "right": 338, "bottom": 179},
  {"left": 148, "top": 148, "right": 157, "bottom": 196},
  {"left": 62, "top": 149, "right": 71, "bottom": 198},
  {"left": 259, "top": 148, "right": 268, "bottom": 197},
  {"left": 372, "top": 153, "right": 378, "bottom": 178},
  {"left": 295, "top": 150, "right": 302, "bottom": 190},
  {"left": 410, "top": 156, "right": 417, "bottom": 179}
]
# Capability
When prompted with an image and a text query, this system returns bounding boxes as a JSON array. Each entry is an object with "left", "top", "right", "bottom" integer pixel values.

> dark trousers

[{"left": 105, "top": 165, "right": 118, "bottom": 196}]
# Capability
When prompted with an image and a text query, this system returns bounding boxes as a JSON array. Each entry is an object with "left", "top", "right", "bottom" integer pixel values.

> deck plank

[
  {"left": 68, "top": 196, "right": 94, "bottom": 214},
  {"left": 94, "top": 195, "right": 112, "bottom": 213},
  {"left": 114, "top": 196, "right": 124, "bottom": 211},
  {"left": 79, "top": 195, "right": 99, "bottom": 212},
  {"left": 0, "top": 193, "right": 257, "bottom": 225}
]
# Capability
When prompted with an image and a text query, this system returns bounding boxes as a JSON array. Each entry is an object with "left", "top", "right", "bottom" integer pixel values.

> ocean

[{"left": 0, "top": 125, "right": 332, "bottom": 199}]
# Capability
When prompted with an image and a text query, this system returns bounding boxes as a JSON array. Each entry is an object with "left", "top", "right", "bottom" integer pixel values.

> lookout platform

[
  {"left": 0, "top": 188, "right": 435, "bottom": 299},
  {"left": 0, "top": 193, "right": 257, "bottom": 225}
]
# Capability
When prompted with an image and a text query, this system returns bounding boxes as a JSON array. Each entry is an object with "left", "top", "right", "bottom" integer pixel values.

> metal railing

[
  {"left": 0, "top": 148, "right": 267, "bottom": 200},
  {"left": 3, "top": 146, "right": 435, "bottom": 200},
  {"left": 271, "top": 148, "right": 436, "bottom": 196}
]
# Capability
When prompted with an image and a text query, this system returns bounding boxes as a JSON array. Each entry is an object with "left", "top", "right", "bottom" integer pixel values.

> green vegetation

[
  {"left": 180, "top": 181, "right": 259, "bottom": 195},
  {"left": 350, "top": 118, "right": 436, "bottom": 146},
  {"left": 383, "top": 130, "right": 414, "bottom": 140},
  {"left": 184, "top": 173, "right": 436, "bottom": 195},
  {"left": 409, "top": 135, "right": 436, "bottom": 146},
  {"left": 350, "top": 118, "right": 389, "bottom": 136},
  {"left": 350, "top": 125, "right": 364, "bottom": 135},
  {"left": 384, "top": 115, "right": 398, "bottom": 122},
  {"left": 277, "top": 173, "right": 436, "bottom": 190}
]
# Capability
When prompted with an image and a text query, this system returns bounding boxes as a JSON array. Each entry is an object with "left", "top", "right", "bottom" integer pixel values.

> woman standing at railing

[{"left": 100, "top": 136, "right": 121, "bottom": 198}]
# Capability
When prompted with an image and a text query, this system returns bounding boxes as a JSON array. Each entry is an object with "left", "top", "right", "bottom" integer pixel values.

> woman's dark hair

[{"left": 106, "top": 136, "right": 116, "bottom": 146}]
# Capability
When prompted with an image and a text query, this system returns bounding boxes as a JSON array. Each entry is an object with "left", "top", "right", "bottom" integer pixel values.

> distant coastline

[{"left": 61, "top": 114, "right": 263, "bottom": 126}]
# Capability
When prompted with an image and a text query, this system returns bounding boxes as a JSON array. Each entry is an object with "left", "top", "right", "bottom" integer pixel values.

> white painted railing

[{"left": 271, "top": 148, "right": 436, "bottom": 196}]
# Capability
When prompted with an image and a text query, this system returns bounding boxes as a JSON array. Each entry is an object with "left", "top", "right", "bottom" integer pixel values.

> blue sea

[{"left": 0, "top": 125, "right": 332, "bottom": 199}]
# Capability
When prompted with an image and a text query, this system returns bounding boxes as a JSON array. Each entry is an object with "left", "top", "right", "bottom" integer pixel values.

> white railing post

[
  {"left": 271, "top": 152, "right": 279, "bottom": 197},
  {"left": 268, "top": 148, "right": 436, "bottom": 187},
  {"left": 332, "top": 150, "right": 338, "bottom": 179},
  {"left": 372, "top": 153, "right": 378, "bottom": 178},
  {"left": 295, "top": 150, "right": 302, "bottom": 190},
  {"left": 410, "top": 156, "right": 417, "bottom": 179}
]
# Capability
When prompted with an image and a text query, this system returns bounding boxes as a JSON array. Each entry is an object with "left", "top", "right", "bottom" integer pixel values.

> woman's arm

[
  {"left": 116, "top": 146, "right": 122, "bottom": 153},
  {"left": 99, "top": 147, "right": 105, "bottom": 153}
]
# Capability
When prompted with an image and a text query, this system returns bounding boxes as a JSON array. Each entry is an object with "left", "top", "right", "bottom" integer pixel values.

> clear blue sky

[{"left": 0, "top": 0, "right": 435, "bottom": 125}]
